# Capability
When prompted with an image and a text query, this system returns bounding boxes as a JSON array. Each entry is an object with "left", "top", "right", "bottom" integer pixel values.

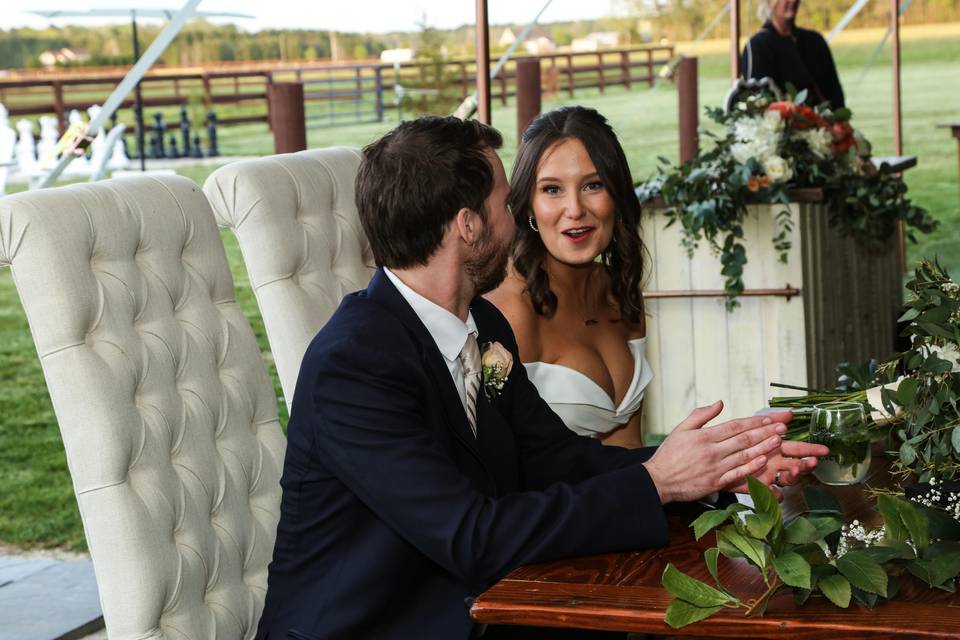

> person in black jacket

[{"left": 741, "top": 0, "right": 845, "bottom": 109}]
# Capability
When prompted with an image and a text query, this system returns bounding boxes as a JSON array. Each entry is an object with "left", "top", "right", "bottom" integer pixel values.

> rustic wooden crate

[{"left": 640, "top": 201, "right": 902, "bottom": 440}]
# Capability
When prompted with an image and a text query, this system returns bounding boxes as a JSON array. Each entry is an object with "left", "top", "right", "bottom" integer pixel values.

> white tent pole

[
  {"left": 35, "top": 0, "right": 202, "bottom": 189},
  {"left": 826, "top": 0, "right": 874, "bottom": 43}
]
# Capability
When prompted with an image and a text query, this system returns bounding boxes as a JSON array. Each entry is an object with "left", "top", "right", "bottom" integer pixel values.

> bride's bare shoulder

[{"left": 484, "top": 269, "right": 543, "bottom": 361}]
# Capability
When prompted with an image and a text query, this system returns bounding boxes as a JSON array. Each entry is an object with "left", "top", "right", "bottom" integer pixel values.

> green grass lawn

[{"left": 0, "top": 34, "right": 957, "bottom": 551}]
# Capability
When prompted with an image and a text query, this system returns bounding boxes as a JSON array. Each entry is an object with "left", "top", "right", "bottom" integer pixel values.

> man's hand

[{"left": 642, "top": 401, "right": 788, "bottom": 504}]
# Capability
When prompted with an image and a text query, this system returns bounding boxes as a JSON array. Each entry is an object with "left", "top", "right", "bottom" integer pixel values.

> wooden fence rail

[{"left": 0, "top": 44, "right": 674, "bottom": 135}]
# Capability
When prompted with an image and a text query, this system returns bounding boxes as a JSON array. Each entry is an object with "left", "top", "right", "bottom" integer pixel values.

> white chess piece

[
  {"left": 108, "top": 123, "right": 129, "bottom": 170},
  {"left": 0, "top": 103, "right": 16, "bottom": 195},
  {"left": 15, "top": 119, "right": 37, "bottom": 175},
  {"left": 66, "top": 110, "right": 91, "bottom": 172},
  {"left": 87, "top": 105, "right": 108, "bottom": 171},
  {"left": 36, "top": 115, "right": 60, "bottom": 170}
]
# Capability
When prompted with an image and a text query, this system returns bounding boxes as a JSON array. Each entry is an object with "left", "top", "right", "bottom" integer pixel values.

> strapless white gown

[{"left": 524, "top": 337, "right": 654, "bottom": 436}]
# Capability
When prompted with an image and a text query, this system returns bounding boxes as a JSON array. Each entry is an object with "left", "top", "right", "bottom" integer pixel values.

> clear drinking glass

[{"left": 809, "top": 401, "right": 871, "bottom": 485}]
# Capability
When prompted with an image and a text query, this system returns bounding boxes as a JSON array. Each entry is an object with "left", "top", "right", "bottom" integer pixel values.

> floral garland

[{"left": 641, "top": 90, "right": 938, "bottom": 309}]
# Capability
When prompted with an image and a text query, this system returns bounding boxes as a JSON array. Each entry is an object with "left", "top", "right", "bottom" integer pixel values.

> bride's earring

[{"left": 528, "top": 216, "right": 539, "bottom": 233}]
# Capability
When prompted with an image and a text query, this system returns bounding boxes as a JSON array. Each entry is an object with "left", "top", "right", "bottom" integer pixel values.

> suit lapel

[{"left": 366, "top": 269, "right": 482, "bottom": 459}]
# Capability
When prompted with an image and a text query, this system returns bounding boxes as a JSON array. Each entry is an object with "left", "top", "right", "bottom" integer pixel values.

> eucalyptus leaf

[
  {"left": 837, "top": 551, "right": 888, "bottom": 597},
  {"left": 897, "top": 377, "right": 920, "bottom": 406},
  {"left": 818, "top": 574, "right": 852, "bottom": 608},
  {"left": 705, "top": 547, "right": 721, "bottom": 588},
  {"left": 664, "top": 599, "right": 724, "bottom": 629},
  {"left": 692, "top": 509, "right": 733, "bottom": 541},
  {"left": 803, "top": 485, "right": 842, "bottom": 514},
  {"left": 877, "top": 494, "right": 908, "bottom": 542},
  {"left": 784, "top": 516, "right": 820, "bottom": 544},
  {"left": 898, "top": 499, "right": 929, "bottom": 554},
  {"left": 661, "top": 563, "right": 734, "bottom": 607},
  {"left": 772, "top": 551, "right": 811, "bottom": 589},
  {"left": 745, "top": 513, "right": 776, "bottom": 539},
  {"left": 851, "top": 586, "right": 879, "bottom": 609},
  {"left": 719, "top": 526, "right": 768, "bottom": 571}
]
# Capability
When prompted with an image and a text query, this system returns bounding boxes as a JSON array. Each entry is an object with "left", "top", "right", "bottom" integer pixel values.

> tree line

[{"left": 1, "top": 1, "right": 957, "bottom": 71}]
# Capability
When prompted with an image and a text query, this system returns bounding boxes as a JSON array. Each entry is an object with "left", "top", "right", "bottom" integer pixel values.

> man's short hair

[{"left": 356, "top": 116, "right": 503, "bottom": 269}]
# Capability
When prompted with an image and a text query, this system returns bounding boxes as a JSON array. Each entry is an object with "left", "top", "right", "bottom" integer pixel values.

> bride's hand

[{"left": 725, "top": 438, "right": 831, "bottom": 499}]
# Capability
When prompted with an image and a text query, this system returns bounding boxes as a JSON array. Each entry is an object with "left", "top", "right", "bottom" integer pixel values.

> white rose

[
  {"left": 798, "top": 128, "right": 832, "bottom": 159},
  {"left": 762, "top": 155, "right": 793, "bottom": 183}
]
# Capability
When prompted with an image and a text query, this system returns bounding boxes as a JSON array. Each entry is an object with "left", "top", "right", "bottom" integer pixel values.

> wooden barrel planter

[{"left": 640, "top": 190, "right": 903, "bottom": 441}]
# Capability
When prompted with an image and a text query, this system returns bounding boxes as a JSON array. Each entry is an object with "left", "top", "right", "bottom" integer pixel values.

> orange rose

[
  {"left": 759, "top": 175, "right": 773, "bottom": 188},
  {"left": 767, "top": 101, "right": 795, "bottom": 120},
  {"left": 747, "top": 176, "right": 761, "bottom": 192}
]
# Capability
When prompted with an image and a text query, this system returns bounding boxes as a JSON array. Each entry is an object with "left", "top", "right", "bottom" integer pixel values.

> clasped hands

[{"left": 642, "top": 400, "right": 829, "bottom": 504}]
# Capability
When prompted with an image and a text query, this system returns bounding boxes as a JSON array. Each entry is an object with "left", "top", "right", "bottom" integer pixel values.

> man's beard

[{"left": 465, "top": 225, "right": 510, "bottom": 296}]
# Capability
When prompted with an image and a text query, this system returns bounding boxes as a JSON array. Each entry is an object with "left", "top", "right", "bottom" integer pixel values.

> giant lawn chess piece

[
  {"left": 179, "top": 106, "right": 191, "bottom": 157},
  {"left": 86, "top": 105, "right": 107, "bottom": 168},
  {"left": 0, "top": 104, "right": 16, "bottom": 195},
  {"left": 15, "top": 119, "right": 37, "bottom": 175},
  {"left": 153, "top": 112, "right": 167, "bottom": 159},
  {"left": 206, "top": 111, "right": 219, "bottom": 157},
  {"left": 67, "top": 110, "right": 92, "bottom": 172},
  {"left": 191, "top": 133, "right": 204, "bottom": 159},
  {"left": 36, "top": 116, "right": 60, "bottom": 169}
]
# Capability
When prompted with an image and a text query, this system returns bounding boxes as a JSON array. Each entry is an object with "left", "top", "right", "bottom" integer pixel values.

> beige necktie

[{"left": 459, "top": 333, "right": 481, "bottom": 438}]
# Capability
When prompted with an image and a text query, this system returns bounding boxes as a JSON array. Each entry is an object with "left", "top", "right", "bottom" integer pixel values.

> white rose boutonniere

[{"left": 481, "top": 341, "right": 513, "bottom": 400}]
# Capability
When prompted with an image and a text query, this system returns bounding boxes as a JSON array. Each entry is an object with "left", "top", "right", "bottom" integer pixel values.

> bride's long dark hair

[{"left": 509, "top": 106, "right": 646, "bottom": 323}]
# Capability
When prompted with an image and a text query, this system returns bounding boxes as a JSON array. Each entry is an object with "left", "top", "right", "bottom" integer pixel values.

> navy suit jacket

[{"left": 256, "top": 269, "right": 670, "bottom": 640}]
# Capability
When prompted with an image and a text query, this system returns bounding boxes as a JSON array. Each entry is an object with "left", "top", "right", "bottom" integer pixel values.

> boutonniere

[{"left": 481, "top": 341, "right": 513, "bottom": 400}]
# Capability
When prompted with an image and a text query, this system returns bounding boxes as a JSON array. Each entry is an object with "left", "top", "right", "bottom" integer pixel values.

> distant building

[
  {"left": 571, "top": 32, "right": 620, "bottom": 51},
  {"left": 498, "top": 27, "right": 516, "bottom": 48},
  {"left": 523, "top": 36, "right": 555, "bottom": 55},
  {"left": 380, "top": 48, "right": 414, "bottom": 64},
  {"left": 38, "top": 48, "right": 90, "bottom": 67}
]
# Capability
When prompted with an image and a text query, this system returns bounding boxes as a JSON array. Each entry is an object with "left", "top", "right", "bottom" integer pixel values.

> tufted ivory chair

[
  {"left": 203, "top": 147, "right": 375, "bottom": 410},
  {"left": 0, "top": 176, "right": 286, "bottom": 639}
]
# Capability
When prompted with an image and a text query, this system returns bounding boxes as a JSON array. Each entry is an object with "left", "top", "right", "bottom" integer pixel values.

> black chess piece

[
  {"left": 153, "top": 112, "right": 166, "bottom": 159},
  {"left": 168, "top": 134, "right": 180, "bottom": 159},
  {"left": 191, "top": 133, "right": 204, "bottom": 159},
  {"left": 148, "top": 134, "right": 159, "bottom": 160},
  {"left": 206, "top": 111, "right": 219, "bottom": 157},
  {"left": 179, "top": 105, "right": 191, "bottom": 157}
]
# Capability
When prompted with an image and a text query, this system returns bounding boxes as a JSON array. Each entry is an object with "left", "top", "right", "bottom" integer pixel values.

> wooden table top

[{"left": 471, "top": 457, "right": 960, "bottom": 638}]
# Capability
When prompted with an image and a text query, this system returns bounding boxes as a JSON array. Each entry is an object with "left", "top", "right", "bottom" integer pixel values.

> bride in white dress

[
  {"left": 488, "top": 106, "right": 828, "bottom": 492},
  {"left": 486, "top": 106, "right": 651, "bottom": 448}
]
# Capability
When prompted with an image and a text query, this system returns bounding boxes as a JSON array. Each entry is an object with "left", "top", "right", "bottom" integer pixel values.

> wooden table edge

[{"left": 471, "top": 579, "right": 960, "bottom": 638}]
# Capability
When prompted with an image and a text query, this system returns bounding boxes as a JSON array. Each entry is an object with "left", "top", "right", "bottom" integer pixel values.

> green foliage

[
  {"left": 402, "top": 19, "right": 463, "bottom": 117},
  {"left": 645, "top": 95, "right": 938, "bottom": 309},
  {"left": 662, "top": 482, "right": 960, "bottom": 628},
  {"left": 881, "top": 260, "right": 960, "bottom": 481}
]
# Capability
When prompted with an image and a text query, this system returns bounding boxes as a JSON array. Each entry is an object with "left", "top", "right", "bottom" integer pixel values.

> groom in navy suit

[{"left": 256, "top": 117, "right": 825, "bottom": 640}]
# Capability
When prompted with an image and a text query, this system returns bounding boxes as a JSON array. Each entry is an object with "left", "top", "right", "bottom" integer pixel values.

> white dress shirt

[{"left": 384, "top": 268, "right": 478, "bottom": 413}]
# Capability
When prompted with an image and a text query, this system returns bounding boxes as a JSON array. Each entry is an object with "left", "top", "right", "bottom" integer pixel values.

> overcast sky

[{"left": 1, "top": 0, "right": 620, "bottom": 33}]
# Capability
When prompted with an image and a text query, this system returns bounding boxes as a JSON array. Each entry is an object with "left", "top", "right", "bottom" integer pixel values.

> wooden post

[
  {"left": 730, "top": 0, "right": 741, "bottom": 80},
  {"left": 51, "top": 81, "right": 66, "bottom": 135},
  {"left": 499, "top": 73, "right": 508, "bottom": 106},
  {"left": 516, "top": 58, "right": 541, "bottom": 144},
  {"left": 620, "top": 51, "right": 631, "bottom": 89},
  {"left": 597, "top": 53, "right": 605, "bottom": 94},
  {"left": 646, "top": 49, "right": 654, "bottom": 85},
  {"left": 567, "top": 54, "right": 574, "bottom": 97},
  {"left": 374, "top": 66, "right": 384, "bottom": 121},
  {"left": 892, "top": 0, "right": 905, "bottom": 274},
  {"left": 678, "top": 57, "right": 699, "bottom": 164},
  {"left": 265, "top": 72, "right": 274, "bottom": 131},
  {"left": 475, "top": 0, "right": 491, "bottom": 124},
  {"left": 891, "top": 0, "right": 903, "bottom": 156},
  {"left": 268, "top": 82, "right": 306, "bottom": 154}
]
